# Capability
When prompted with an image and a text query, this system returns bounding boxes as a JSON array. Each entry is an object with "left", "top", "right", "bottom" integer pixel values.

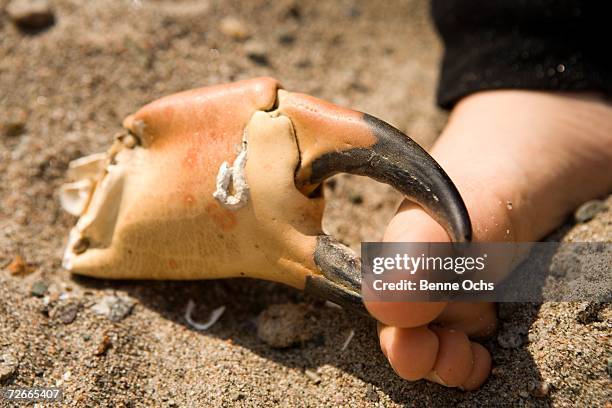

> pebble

[
  {"left": 219, "top": 17, "right": 249, "bottom": 40},
  {"left": 607, "top": 358, "right": 612, "bottom": 377},
  {"left": 91, "top": 295, "right": 135, "bottom": 322},
  {"left": 30, "top": 281, "right": 48, "bottom": 297},
  {"left": 531, "top": 381, "right": 550, "bottom": 398},
  {"left": 574, "top": 199, "right": 606, "bottom": 223},
  {"left": 0, "top": 353, "right": 19, "bottom": 382},
  {"left": 244, "top": 40, "right": 269, "bottom": 66},
  {"left": 256, "top": 303, "right": 314, "bottom": 348},
  {"left": 304, "top": 369, "right": 321, "bottom": 384},
  {"left": 53, "top": 302, "right": 79, "bottom": 324},
  {"left": 6, "top": 0, "right": 55, "bottom": 30},
  {"left": 518, "top": 390, "right": 529, "bottom": 399}
]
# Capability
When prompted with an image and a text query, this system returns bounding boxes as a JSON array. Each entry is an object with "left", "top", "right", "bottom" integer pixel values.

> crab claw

[{"left": 60, "top": 77, "right": 471, "bottom": 315}]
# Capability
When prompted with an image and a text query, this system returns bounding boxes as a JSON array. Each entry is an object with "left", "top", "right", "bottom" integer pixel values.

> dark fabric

[{"left": 431, "top": 1, "right": 612, "bottom": 109}]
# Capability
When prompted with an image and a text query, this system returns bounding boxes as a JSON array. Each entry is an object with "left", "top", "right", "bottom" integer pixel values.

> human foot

[{"left": 366, "top": 90, "right": 612, "bottom": 389}]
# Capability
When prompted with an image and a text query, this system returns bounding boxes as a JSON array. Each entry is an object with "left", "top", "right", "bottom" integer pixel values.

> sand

[{"left": 1, "top": 0, "right": 610, "bottom": 406}]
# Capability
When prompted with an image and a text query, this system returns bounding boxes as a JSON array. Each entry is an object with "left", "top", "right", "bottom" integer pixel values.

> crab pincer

[{"left": 61, "top": 77, "right": 487, "bottom": 389}]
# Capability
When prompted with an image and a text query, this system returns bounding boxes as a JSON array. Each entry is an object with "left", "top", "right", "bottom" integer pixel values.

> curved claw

[
  {"left": 277, "top": 91, "right": 472, "bottom": 312},
  {"left": 278, "top": 90, "right": 471, "bottom": 244},
  {"left": 307, "top": 236, "right": 365, "bottom": 313}
]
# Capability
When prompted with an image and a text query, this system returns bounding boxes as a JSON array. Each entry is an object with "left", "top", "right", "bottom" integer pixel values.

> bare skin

[{"left": 365, "top": 90, "right": 612, "bottom": 389}]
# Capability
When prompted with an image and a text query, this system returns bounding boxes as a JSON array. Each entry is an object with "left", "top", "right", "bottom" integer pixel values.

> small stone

[
  {"left": 244, "top": 41, "right": 269, "bottom": 66},
  {"left": 219, "top": 17, "right": 249, "bottom": 40},
  {"left": 6, "top": 0, "right": 55, "bottom": 30},
  {"left": 304, "top": 369, "right": 321, "bottom": 384},
  {"left": 0, "top": 353, "right": 19, "bottom": 382},
  {"left": 256, "top": 303, "right": 313, "bottom": 348},
  {"left": 53, "top": 302, "right": 79, "bottom": 324},
  {"left": 91, "top": 295, "right": 135, "bottom": 322},
  {"left": 531, "top": 381, "right": 550, "bottom": 398},
  {"left": 576, "top": 302, "right": 605, "bottom": 324},
  {"left": 607, "top": 358, "right": 612, "bottom": 377},
  {"left": 574, "top": 199, "right": 606, "bottom": 223},
  {"left": 2, "top": 108, "right": 27, "bottom": 137},
  {"left": 518, "top": 390, "right": 530, "bottom": 399},
  {"left": 30, "top": 280, "right": 48, "bottom": 297}
]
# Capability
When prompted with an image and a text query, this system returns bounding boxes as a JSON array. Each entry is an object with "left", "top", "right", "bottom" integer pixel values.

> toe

[
  {"left": 426, "top": 327, "right": 473, "bottom": 387},
  {"left": 460, "top": 342, "right": 492, "bottom": 391},
  {"left": 379, "top": 325, "right": 439, "bottom": 381}
]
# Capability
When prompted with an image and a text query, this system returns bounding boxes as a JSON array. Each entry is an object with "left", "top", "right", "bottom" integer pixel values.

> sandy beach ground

[{"left": 1, "top": 0, "right": 610, "bottom": 406}]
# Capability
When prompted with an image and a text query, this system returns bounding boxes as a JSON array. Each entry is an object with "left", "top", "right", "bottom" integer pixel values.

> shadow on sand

[{"left": 73, "top": 273, "right": 550, "bottom": 407}]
